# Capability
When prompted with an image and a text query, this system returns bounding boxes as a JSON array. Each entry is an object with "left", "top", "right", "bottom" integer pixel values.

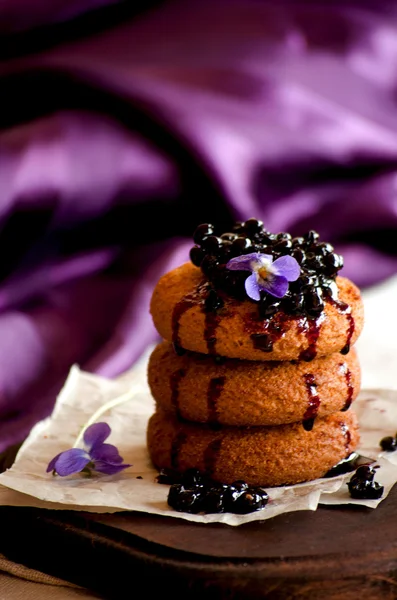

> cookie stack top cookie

[{"left": 150, "top": 219, "right": 364, "bottom": 362}]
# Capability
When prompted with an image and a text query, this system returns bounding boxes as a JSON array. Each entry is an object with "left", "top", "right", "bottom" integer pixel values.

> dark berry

[
  {"left": 205, "top": 289, "right": 224, "bottom": 312},
  {"left": 220, "top": 232, "right": 238, "bottom": 242},
  {"left": 315, "top": 242, "right": 334, "bottom": 256},
  {"left": 292, "top": 236, "right": 305, "bottom": 247},
  {"left": 259, "top": 296, "right": 281, "bottom": 318},
  {"left": 322, "top": 279, "right": 338, "bottom": 300},
  {"left": 347, "top": 479, "right": 384, "bottom": 500},
  {"left": 231, "top": 236, "right": 252, "bottom": 252},
  {"left": 181, "top": 468, "right": 205, "bottom": 489},
  {"left": 228, "top": 489, "right": 269, "bottom": 514},
  {"left": 201, "top": 235, "right": 223, "bottom": 253},
  {"left": 304, "top": 288, "right": 324, "bottom": 315},
  {"left": 353, "top": 465, "right": 377, "bottom": 482},
  {"left": 201, "top": 255, "right": 219, "bottom": 277},
  {"left": 193, "top": 223, "right": 214, "bottom": 245},
  {"left": 223, "top": 480, "right": 249, "bottom": 509},
  {"left": 167, "top": 485, "right": 204, "bottom": 513},
  {"left": 304, "top": 230, "right": 320, "bottom": 244},
  {"left": 244, "top": 218, "right": 264, "bottom": 233},
  {"left": 276, "top": 232, "right": 292, "bottom": 241},
  {"left": 292, "top": 248, "right": 305, "bottom": 264},
  {"left": 324, "top": 252, "right": 344, "bottom": 274},
  {"left": 201, "top": 484, "right": 228, "bottom": 514},
  {"left": 305, "top": 253, "right": 323, "bottom": 271},
  {"left": 283, "top": 292, "right": 305, "bottom": 314},
  {"left": 380, "top": 436, "right": 397, "bottom": 452},
  {"left": 297, "top": 274, "right": 317, "bottom": 288},
  {"left": 190, "top": 245, "right": 205, "bottom": 267},
  {"left": 273, "top": 239, "right": 292, "bottom": 252}
]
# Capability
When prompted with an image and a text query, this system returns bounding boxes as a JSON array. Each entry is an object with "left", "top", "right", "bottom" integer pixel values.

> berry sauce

[
  {"left": 340, "top": 421, "right": 352, "bottom": 454},
  {"left": 339, "top": 362, "right": 354, "bottom": 412},
  {"left": 245, "top": 310, "right": 290, "bottom": 353},
  {"left": 298, "top": 314, "right": 325, "bottom": 362},
  {"left": 327, "top": 298, "right": 355, "bottom": 355},
  {"left": 171, "top": 282, "right": 209, "bottom": 349},
  {"left": 204, "top": 310, "right": 221, "bottom": 354},
  {"left": 207, "top": 376, "right": 225, "bottom": 423},
  {"left": 161, "top": 468, "right": 269, "bottom": 515},
  {"left": 302, "top": 373, "right": 320, "bottom": 431}
]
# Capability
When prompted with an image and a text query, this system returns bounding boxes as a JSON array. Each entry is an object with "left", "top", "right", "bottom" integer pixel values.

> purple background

[{"left": 1, "top": 0, "right": 397, "bottom": 449}]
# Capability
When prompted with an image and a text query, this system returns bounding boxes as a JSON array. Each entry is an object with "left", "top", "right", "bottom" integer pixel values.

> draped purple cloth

[{"left": 1, "top": 0, "right": 397, "bottom": 449}]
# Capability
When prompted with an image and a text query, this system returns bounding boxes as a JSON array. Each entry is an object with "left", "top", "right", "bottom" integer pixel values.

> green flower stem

[{"left": 72, "top": 384, "right": 145, "bottom": 448}]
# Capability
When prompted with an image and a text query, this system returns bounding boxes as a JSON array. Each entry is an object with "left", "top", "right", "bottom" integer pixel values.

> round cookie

[
  {"left": 148, "top": 341, "right": 361, "bottom": 426},
  {"left": 147, "top": 407, "right": 359, "bottom": 487},
  {"left": 150, "top": 262, "right": 364, "bottom": 361}
]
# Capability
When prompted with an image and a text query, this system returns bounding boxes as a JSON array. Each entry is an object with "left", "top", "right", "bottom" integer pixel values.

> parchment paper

[{"left": 0, "top": 360, "right": 396, "bottom": 526}]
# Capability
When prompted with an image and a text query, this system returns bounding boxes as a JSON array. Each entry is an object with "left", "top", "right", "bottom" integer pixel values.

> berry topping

[
  {"left": 190, "top": 219, "right": 344, "bottom": 319},
  {"left": 165, "top": 470, "right": 269, "bottom": 515},
  {"left": 347, "top": 465, "right": 384, "bottom": 500}
]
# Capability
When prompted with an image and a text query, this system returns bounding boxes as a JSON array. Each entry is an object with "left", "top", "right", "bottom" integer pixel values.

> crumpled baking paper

[{"left": 0, "top": 356, "right": 396, "bottom": 526}]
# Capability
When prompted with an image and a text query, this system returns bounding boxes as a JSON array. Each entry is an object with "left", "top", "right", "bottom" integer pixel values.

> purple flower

[
  {"left": 46, "top": 422, "right": 131, "bottom": 477},
  {"left": 226, "top": 252, "right": 300, "bottom": 301}
]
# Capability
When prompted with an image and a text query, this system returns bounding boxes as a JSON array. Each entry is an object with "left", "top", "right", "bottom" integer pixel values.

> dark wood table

[{"left": 0, "top": 446, "right": 396, "bottom": 599}]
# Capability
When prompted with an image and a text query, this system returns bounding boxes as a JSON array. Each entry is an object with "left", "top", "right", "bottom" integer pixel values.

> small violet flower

[
  {"left": 46, "top": 422, "right": 131, "bottom": 477},
  {"left": 226, "top": 252, "right": 300, "bottom": 301}
]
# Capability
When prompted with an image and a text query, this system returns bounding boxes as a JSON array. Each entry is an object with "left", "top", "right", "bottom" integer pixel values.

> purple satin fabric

[{"left": 1, "top": 0, "right": 397, "bottom": 449}]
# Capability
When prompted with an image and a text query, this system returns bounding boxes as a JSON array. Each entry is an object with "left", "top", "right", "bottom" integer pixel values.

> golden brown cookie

[
  {"left": 150, "top": 262, "right": 364, "bottom": 361},
  {"left": 148, "top": 341, "right": 360, "bottom": 426},
  {"left": 147, "top": 406, "right": 359, "bottom": 487}
]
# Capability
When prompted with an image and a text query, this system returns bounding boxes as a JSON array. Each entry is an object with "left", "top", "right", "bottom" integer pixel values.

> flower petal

[
  {"left": 83, "top": 422, "right": 111, "bottom": 450},
  {"left": 245, "top": 273, "right": 261, "bottom": 301},
  {"left": 272, "top": 255, "right": 300, "bottom": 281},
  {"left": 226, "top": 253, "right": 268, "bottom": 271},
  {"left": 90, "top": 443, "right": 124, "bottom": 464},
  {"left": 53, "top": 448, "right": 90, "bottom": 477},
  {"left": 46, "top": 452, "right": 63, "bottom": 473},
  {"left": 261, "top": 274, "right": 289, "bottom": 298},
  {"left": 94, "top": 461, "right": 131, "bottom": 475}
]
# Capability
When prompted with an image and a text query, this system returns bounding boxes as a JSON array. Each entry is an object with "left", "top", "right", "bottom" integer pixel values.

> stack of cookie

[{"left": 147, "top": 220, "right": 364, "bottom": 487}]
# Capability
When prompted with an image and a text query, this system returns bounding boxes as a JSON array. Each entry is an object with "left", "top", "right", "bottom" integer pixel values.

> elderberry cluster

[
  {"left": 347, "top": 465, "right": 384, "bottom": 500},
  {"left": 190, "top": 219, "right": 344, "bottom": 318},
  {"left": 158, "top": 468, "right": 269, "bottom": 514}
]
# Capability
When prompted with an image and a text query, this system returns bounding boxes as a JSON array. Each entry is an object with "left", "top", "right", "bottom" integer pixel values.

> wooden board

[{"left": 1, "top": 446, "right": 397, "bottom": 599}]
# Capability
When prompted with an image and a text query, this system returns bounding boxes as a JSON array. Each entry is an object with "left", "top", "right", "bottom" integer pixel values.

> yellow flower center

[{"left": 258, "top": 266, "right": 271, "bottom": 280}]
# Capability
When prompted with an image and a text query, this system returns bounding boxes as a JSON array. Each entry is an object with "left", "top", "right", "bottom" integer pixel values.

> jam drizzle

[
  {"left": 302, "top": 373, "right": 320, "bottom": 431},
  {"left": 204, "top": 311, "right": 221, "bottom": 355},
  {"left": 327, "top": 298, "right": 355, "bottom": 355},
  {"left": 298, "top": 313, "right": 325, "bottom": 362},
  {"left": 248, "top": 311, "right": 290, "bottom": 353},
  {"left": 340, "top": 421, "right": 352, "bottom": 454},
  {"left": 339, "top": 362, "right": 354, "bottom": 412},
  {"left": 171, "top": 283, "right": 209, "bottom": 350},
  {"left": 207, "top": 376, "right": 225, "bottom": 424}
]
